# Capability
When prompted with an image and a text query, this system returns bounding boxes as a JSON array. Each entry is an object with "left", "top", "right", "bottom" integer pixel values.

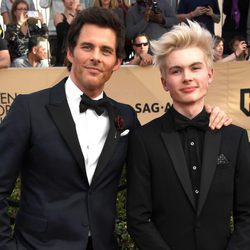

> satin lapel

[
  {"left": 197, "top": 129, "right": 221, "bottom": 216},
  {"left": 46, "top": 80, "right": 89, "bottom": 184},
  {"left": 91, "top": 102, "right": 120, "bottom": 184},
  {"left": 161, "top": 131, "right": 196, "bottom": 210}
]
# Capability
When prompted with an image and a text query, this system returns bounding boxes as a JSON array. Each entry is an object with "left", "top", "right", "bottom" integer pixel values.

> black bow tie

[
  {"left": 173, "top": 109, "right": 209, "bottom": 131},
  {"left": 79, "top": 93, "right": 109, "bottom": 116}
]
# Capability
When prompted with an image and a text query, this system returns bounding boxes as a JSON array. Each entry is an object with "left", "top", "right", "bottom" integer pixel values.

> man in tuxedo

[
  {"left": 127, "top": 21, "right": 250, "bottom": 250},
  {"left": 0, "top": 7, "right": 140, "bottom": 250}
]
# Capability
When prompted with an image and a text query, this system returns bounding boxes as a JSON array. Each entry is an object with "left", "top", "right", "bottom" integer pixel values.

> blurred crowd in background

[{"left": 0, "top": 0, "right": 250, "bottom": 69}]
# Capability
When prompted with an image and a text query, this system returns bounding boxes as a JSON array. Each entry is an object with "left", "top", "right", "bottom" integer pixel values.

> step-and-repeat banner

[{"left": 0, "top": 62, "right": 250, "bottom": 138}]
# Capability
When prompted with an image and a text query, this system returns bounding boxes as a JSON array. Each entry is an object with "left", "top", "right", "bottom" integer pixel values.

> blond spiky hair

[{"left": 151, "top": 20, "right": 214, "bottom": 75}]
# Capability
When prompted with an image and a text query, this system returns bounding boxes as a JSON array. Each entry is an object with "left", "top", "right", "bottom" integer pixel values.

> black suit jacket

[
  {"left": 0, "top": 78, "right": 140, "bottom": 250},
  {"left": 127, "top": 110, "right": 250, "bottom": 250}
]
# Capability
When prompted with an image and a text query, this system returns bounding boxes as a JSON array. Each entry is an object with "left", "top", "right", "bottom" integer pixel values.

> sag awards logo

[
  {"left": 0, "top": 92, "right": 17, "bottom": 123},
  {"left": 240, "top": 88, "right": 250, "bottom": 116}
]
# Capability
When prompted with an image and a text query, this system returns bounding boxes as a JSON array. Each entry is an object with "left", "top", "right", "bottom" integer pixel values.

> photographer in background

[
  {"left": 229, "top": 35, "right": 249, "bottom": 61},
  {"left": 5, "top": 0, "right": 48, "bottom": 62},
  {"left": 126, "top": 0, "right": 178, "bottom": 42},
  {"left": 177, "top": 0, "right": 220, "bottom": 35},
  {"left": 213, "top": 35, "right": 248, "bottom": 62}
]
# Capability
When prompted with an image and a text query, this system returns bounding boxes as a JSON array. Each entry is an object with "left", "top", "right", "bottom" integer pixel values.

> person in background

[
  {"left": 126, "top": 0, "right": 178, "bottom": 42},
  {"left": 12, "top": 36, "right": 49, "bottom": 67},
  {"left": 39, "top": 0, "right": 86, "bottom": 66},
  {"left": 213, "top": 35, "right": 247, "bottom": 62},
  {"left": 0, "top": 24, "right": 4, "bottom": 38},
  {"left": 39, "top": 0, "right": 64, "bottom": 66},
  {"left": 1, "top": 0, "right": 35, "bottom": 25},
  {"left": 222, "top": 0, "right": 250, "bottom": 55},
  {"left": 229, "top": 35, "right": 249, "bottom": 60},
  {"left": 54, "top": 0, "right": 83, "bottom": 66},
  {"left": 94, "top": 0, "right": 126, "bottom": 59},
  {"left": 246, "top": 0, "right": 250, "bottom": 43},
  {"left": 127, "top": 20, "right": 250, "bottom": 250},
  {"left": 94, "top": 0, "right": 125, "bottom": 26},
  {"left": 177, "top": 0, "right": 220, "bottom": 35},
  {"left": 4, "top": 0, "right": 48, "bottom": 62},
  {"left": 117, "top": 0, "right": 129, "bottom": 16},
  {"left": 116, "top": 0, "right": 131, "bottom": 62},
  {"left": 169, "top": 0, "right": 178, "bottom": 13},
  {"left": 127, "top": 33, "right": 153, "bottom": 66},
  {"left": 0, "top": 37, "right": 10, "bottom": 68}
]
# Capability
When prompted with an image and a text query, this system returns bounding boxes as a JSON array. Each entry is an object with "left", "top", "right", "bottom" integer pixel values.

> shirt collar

[
  {"left": 65, "top": 76, "right": 104, "bottom": 103},
  {"left": 170, "top": 106, "right": 209, "bottom": 131}
]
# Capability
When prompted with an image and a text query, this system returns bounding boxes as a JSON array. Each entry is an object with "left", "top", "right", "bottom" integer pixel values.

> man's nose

[
  {"left": 90, "top": 49, "right": 101, "bottom": 62},
  {"left": 183, "top": 70, "right": 192, "bottom": 82}
]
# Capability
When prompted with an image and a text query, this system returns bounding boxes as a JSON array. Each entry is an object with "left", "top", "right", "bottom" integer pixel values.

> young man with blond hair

[{"left": 127, "top": 21, "right": 250, "bottom": 250}]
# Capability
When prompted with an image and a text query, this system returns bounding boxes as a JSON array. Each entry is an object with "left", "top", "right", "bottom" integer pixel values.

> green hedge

[{"left": 116, "top": 167, "right": 137, "bottom": 249}]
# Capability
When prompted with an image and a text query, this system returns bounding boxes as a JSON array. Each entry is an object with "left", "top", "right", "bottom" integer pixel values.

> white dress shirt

[{"left": 65, "top": 77, "right": 109, "bottom": 185}]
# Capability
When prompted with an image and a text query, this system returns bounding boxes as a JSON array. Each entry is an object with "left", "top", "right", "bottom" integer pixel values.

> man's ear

[
  {"left": 161, "top": 77, "right": 169, "bottom": 91},
  {"left": 112, "top": 57, "right": 122, "bottom": 72},
  {"left": 32, "top": 47, "right": 37, "bottom": 54},
  {"left": 208, "top": 68, "right": 214, "bottom": 85},
  {"left": 66, "top": 48, "right": 73, "bottom": 63}
]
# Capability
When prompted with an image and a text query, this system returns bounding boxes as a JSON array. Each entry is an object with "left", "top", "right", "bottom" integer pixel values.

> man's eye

[
  {"left": 82, "top": 45, "right": 91, "bottom": 50},
  {"left": 170, "top": 69, "right": 180, "bottom": 74},
  {"left": 102, "top": 49, "right": 112, "bottom": 55},
  {"left": 192, "top": 66, "right": 201, "bottom": 71}
]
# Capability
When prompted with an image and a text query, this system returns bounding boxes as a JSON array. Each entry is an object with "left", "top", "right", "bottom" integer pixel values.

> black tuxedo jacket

[
  {"left": 127, "top": 110, "right": 250, "bottom": 250},
  {"left": 0, "top": 78, "right": 140, "bottom": 250}
]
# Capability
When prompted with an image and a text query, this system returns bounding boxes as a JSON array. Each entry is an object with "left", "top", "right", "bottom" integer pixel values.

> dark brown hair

[
  {"left": 132, "top": 33, "right": 149, "bottom": 45},
  {"left": 213, "top": 35, "right": 224, "bottom": 48},
  {"left": 11, "top": 0, "right": 29, "bottom": 24},
  {"left": 66, "top": 7, "right": 125, "bottom": 58}
]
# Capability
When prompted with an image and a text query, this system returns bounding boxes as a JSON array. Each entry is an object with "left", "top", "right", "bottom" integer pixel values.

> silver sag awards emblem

[{"left": 240, "top": 88, "right": 250, "bottom": 116}]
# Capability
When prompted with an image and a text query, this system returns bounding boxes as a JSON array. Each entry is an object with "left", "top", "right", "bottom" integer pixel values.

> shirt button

[
  {"left": 190, "top": 141, "right": 195, "bottom": 146},
  {"left": 195, "top": 189, "right": 199, "bottom": 194},
  {"left": 192, "top": 166, "right": 197, "bottom": 170}
]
